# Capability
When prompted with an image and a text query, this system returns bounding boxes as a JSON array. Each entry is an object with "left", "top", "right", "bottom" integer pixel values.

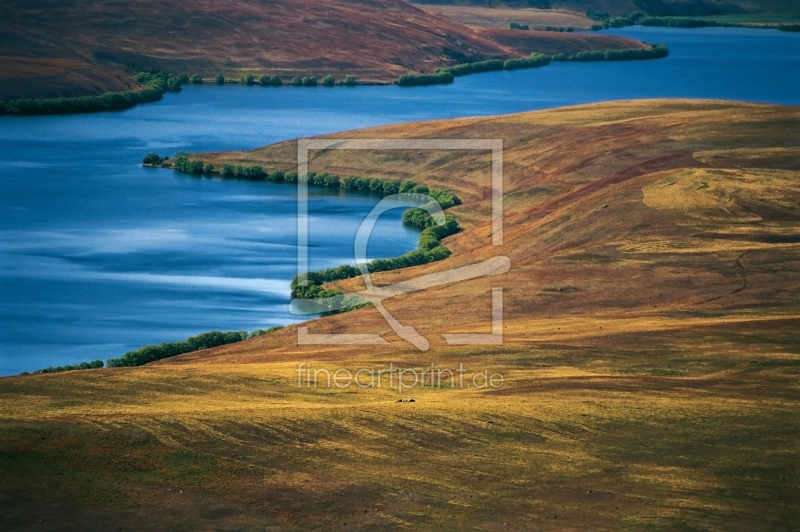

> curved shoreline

[
  {"left": 1, "top": 42, "right": 670, "bottom": 116},
  {"left": 156, "top": 158, "right": 463, "bottom": 307}
]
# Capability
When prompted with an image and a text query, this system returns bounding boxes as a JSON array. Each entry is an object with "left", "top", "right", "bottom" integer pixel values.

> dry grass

[
  {"left": 2, "top": 99, "right": 800, "bottom": 530},
  {"left": 0, "top": 0, "right": 646, "bottom": 100},
  {"left": 419, "top": 5, "right": 595, "bottom": 29}
]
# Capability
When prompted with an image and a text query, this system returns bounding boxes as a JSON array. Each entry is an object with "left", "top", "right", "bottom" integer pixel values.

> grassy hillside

[
  {"left": 413, "top": 0, "right": 800, "bottom": 17},
  {"left": 2, "top": 100, "right": 799, "bottom": 530},
  {"left": 420, "top": 2, "right": 800, "bottom": 30},
  {"left": 419, "top": 5, "right": 599, "bottom": 30},
  {"left": 0, "top": 0, "right": 647, "bottom": 100}
]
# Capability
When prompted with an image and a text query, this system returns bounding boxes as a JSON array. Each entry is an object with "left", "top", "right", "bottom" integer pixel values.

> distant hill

[
  {"left": 1, "top": 0, "right": 651, "bottom": 100},
  {"left": 412, "top": 0, "right": 799, "bottom": 17}
]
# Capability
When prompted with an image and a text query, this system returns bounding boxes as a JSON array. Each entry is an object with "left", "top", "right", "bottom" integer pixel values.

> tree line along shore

[
  {"left": 162, "top": 154, "right": 463, "bottom": 325},
  {"left": 0, "top": 44, "right": 669, "bottom": 116},
  {"left": 19, "top": 154, "right": 465, "bottom": 376}
]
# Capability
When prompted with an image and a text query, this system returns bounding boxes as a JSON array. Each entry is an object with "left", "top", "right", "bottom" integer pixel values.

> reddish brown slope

[
  {"left": 1, "top": 0, "right": 648, "bottom": 100},
  {"left": 480, "top": 27, "right": 649, "bottom": 54}
]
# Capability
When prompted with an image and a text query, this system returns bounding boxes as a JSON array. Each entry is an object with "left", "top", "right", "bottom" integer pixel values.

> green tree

[
  {"left": 243, "top": 74, "right": 255, "bottom": 85},
  {"left": 215, "top": 74, "right": 225, "bottom": 84},
  {"left": 302, "top": 76, "right": 318, "bottom": 87},
  {"left": 191, "top": 74, "right": 203, "bottom": 83},
  {"left": 142, "top": 152, "right": 163, "bottom": 164},
  {"left": 322, "top": 75, "right": 336, "bottom": 87},
  {"left": 166, "top": 76, "right": 182, "bottom": 92},
  {"left": 396, "top": 71, "right": 454, "bottom": 87}
]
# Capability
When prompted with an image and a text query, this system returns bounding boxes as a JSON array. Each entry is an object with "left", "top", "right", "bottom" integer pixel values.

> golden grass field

[{"left": 2, "top": 100, "right": 799, "bottom": 530}]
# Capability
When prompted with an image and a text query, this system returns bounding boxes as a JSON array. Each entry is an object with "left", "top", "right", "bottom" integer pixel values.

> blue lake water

[{"left": 1, "top": 26, "right": 799, "bottom": 375}]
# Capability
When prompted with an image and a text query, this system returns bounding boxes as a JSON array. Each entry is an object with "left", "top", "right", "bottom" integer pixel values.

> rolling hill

[
  {"left": 0, "top": 0, "right": 647, "bottom": 100},
  {"left": 412, "top": 0, "right": 800, "bottom": 17},
  {"left": 2, "top": 100, "right": 798, "bottom": 530}
]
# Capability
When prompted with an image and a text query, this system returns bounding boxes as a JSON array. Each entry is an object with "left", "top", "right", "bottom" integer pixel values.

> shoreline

[
  {"left": 1, "top": 43, "right": 671, "bottom": 116},
  {"left": 154, "top": 157, "right": 463, "bottom": 301}
]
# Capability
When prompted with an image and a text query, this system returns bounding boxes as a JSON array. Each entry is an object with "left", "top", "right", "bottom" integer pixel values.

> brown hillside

[
  {"left": 187, "top": 99, "right": 800, "bottom": 365},
  {"left": 419, "top": 5, "right": 598, "bottom": 29},
  {"left": 413, "top": 0, "right": 796, "bottom": 17},
  {"left": 2, "top": 101, "right": 799, "bottom": 530},
  {"left": 479, "top": 27, "right": 650, "bottom": 53},
  {"left": 0, "top": 0, "right": 649, "bottom": 100}
]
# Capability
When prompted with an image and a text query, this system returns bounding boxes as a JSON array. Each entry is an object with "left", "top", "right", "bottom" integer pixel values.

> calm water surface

[{"left": 1, "top": 27, "right": 798, "bottom": 374}]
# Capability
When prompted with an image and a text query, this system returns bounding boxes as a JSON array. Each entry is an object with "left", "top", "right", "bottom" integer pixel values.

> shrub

[
  {"left": 340, "top": 75, "right": 357, "bottom": 86},
  {"left": 166, "top": 76, "right": 182, "bottom": 92},
  {"left": 586, "top": 10, "right": 610, "bottom": 22},
  {"left": 267, "top": 169, "right": 285, "bottom": 182},
  {"left": 428, "top": 188, "right": 461, "bottom": 209},
  {"left": 778, "top": 24, "right": 800, "bottom": 32},
  {"left": 2, "top": 71, "right": 190, "bottom": 116},
  {"left": 107, "top": 331, "right": 249, "bottom": 367},
  {"left": 191, "top": 74, "right": 203, "bottom": 83},
  {"left": 221, "top": 164, "right": 234, "bottom": 177},
  {"left": 292, "top": 197, "right": 461, "bottom": 302},
  {"left": 203, "top": 164, "right": 214, "bottom": 174},
  {"left": 557, "top": 44, "right": 668, "bottom": 62},
  {"left": 173, "top": 156, "right": 204, "bottom": 174},
  {"left": 243, "top": 74, "right": 255, "bottom": 85},
  {"left": 503, "top": 53, "right": 550, "bottom": 70},
  {"left": 301, "top": 76, "right": 318, "bottom": 87},
  {"left": 509, "top": 21, "right": 529, "bottom": 30},
  {"left": 33, "top": 360, "right": 103, "bottom": 374},
  {"left": 322, "top": 75, "right": 336, "bottom": 87},
  {"left": 291, "top": 76, "right": 302, "bottom": 86},
  {"left": 639, "top": 16, "right": 721, "bottom": 28},
  {"left": 440, "top": 59, "right": 504, "bottom": 77},
  {"left": 142, "top": 152, "right": 164, "bottom": 164},
  {"left": 572, "top": 50, "right": 606, "bottom": 61},
  {"left": 177, "top": 74, "right": 190, "bottom": 84},
  {"left": 259, "top": 74, "right": 282, "bottom": 86},
  {"left": 396, "top": 71, "right": 454, "bottom": 87},
  {"left": 399, "top": 180, "right": 416, "bottom": 193},
  {"left": 249, "top": 326, "right": 285, "bottom": 338},
  {"left": 403, "top": 207, "right": 438, "bottom": 229}
]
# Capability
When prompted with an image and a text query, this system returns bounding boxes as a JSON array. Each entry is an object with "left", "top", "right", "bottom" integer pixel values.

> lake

[{"left": 1, "top": 26, "right": 798, "bottom": 375}]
